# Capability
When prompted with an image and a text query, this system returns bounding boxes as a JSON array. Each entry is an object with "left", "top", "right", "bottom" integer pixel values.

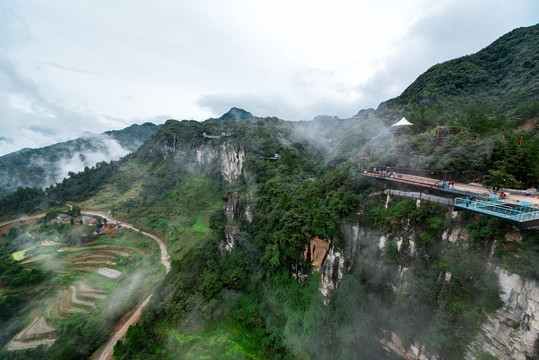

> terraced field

[{"left": 1, "top": 220, "right": 165, "bottom": 353}]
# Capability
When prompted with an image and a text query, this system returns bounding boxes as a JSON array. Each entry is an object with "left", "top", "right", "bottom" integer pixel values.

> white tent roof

[{"left": 391, "top": 117, "right": 414, "bottom": 127}]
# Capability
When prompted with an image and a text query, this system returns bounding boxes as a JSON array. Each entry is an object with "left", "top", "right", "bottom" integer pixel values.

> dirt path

[
  {"left": 94, "top": 294, "right": 152, "bottom": 360},
  {"left": 80, "top": 210, "right": 170, "bottom": 272},
  {"left": 0, "top": 214, "right": 45, "bottom": 228},
  {"left": 81, "top": 210, "right": 170, "bottom": 360}
]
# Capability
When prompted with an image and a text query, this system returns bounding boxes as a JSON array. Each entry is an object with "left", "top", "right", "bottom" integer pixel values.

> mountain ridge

[
  {"left": 355, "top": 24, "right": 539, "bottom": 128},
  {"left": 0, "top": 122, "right": 158, "bottom": 197}
]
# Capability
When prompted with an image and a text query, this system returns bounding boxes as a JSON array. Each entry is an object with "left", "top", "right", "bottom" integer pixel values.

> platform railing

[{"left": 454, "top": 197, "right": 539, "bottom": 222}]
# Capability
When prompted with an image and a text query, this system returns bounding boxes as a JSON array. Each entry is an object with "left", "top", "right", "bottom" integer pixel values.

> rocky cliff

[
  {"left": 466, "top": 266, "right": 538, "bottom": 360},
  {"left": 218, "top": 191, "right": 253, "bottom": 255},
  {"left": 315, "top": 210, "right": 538, "bottom": 360},
  {"left": 195, "top": 142, "right": 244, "bottom": 182}
]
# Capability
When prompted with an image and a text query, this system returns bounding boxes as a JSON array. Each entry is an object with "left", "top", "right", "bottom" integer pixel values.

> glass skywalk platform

[{"left": 454, "top": 197, "right": 539, "bottom": 229}]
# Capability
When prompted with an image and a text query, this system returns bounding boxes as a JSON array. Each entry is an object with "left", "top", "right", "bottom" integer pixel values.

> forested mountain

[
  {"left": 0, "top": 25, "right": 538, "bottom": 360},
  {"left": 205, "top": 107, "right": 255, "bottom": 123},
  {"left": 373, "top": 24, "right": 539, "bottom": 129},
  {"left": 0, "top": 123, "right": 158, "bottom": 198}
]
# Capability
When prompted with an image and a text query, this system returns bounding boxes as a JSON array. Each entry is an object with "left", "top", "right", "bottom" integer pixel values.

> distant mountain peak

[{"left": 205, "top": 107, "right": 254, "bottom": 123}]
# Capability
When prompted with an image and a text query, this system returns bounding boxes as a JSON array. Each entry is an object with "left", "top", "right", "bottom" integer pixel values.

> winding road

[
  {"left": 81, "top": 210, "right": 170, "bottom": 273},
  {"left": 80, "top": 210, "right": 170, "bottom": 360}
]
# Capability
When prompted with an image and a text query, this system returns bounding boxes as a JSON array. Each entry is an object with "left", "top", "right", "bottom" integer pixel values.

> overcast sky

[{"left": 0, "top": 0, "right": 537, "bottom": 156}]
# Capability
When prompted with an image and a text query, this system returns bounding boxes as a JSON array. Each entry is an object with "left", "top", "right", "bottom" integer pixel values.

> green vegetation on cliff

[{"left": 1, "top": 24, "right": 538, "bottom": 360}]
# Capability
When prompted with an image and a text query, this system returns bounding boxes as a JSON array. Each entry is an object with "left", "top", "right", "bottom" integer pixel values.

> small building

[
  {"left": 56, "top": 214, "right": 72, "bottom": 223},
  {"left": 81, "top": 216, "right": 96, "bottom": 225}
]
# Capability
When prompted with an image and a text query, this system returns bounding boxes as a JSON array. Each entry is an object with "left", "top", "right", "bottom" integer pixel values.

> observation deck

[{"left": 453, "top": 197, "right": 539, "bottom": 229}]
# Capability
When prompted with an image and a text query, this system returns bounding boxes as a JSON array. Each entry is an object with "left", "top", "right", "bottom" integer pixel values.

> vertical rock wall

[
  {"left": 218, "top": 191, "right": 253, "bottom": 255},
  {"left": 195, "top": 142, "right": 244, "bottom": 182},
  {"left": 466, "top": 266, "right": 538, "bottom": 360},
  {"left": 220, "top": 143, "right": 244, "bottom": 182}
]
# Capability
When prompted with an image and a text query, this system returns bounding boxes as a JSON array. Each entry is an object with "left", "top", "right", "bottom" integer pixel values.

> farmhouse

[
  {"left": 56, "top": 214, "right": 72, "bottom": 223},
  {"left": 81, "top": 216, "right": 96, "bottom": 225}
]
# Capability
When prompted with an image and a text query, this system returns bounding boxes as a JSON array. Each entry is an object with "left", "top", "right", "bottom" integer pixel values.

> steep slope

[
  {"left": 0, "top": 123, "right": 158, "bottom": 197},
  {"left": 373, "top": 24, "right": 539, "bottom": 128}
]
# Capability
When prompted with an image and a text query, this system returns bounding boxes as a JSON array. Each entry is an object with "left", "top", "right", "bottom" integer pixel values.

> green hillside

[
  {"left": 375, "top": 24, "right": 538, "bottom": 128},
  {"left": 1, "top": 24, "right": 538, "bottom": 360}
]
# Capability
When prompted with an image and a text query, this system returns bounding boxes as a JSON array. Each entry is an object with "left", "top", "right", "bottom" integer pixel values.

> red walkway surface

[{"left": 362, "top": 172, "right": 539, "bottom": 206}]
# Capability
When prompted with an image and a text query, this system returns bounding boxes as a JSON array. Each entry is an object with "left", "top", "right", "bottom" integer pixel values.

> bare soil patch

[
  {"left": 22, "top": 317, "right": 56, "bottom": 339},
  {"left": 59, "top": 288, "right": 86, "bottom": 316},
  {"left": 79, "top": 282, "right": 108, "bottom": 294},
  {"left": 70, "top": 285, "right": 96, "bottom": 308},
  {"left": 7, "top": 338, "right": 56, "bottom": 351},
  {"left": 78, "top": 282, "right": 108, "bottom": 300},
  {"left": 78, "top": 266, "right": 122, "bottom": 278},
  {"left": 57, "top": 245, "right": 107, "bottom": 252},
  {"left": 42, "top": 240, "right": 61, "bottom": 246},
  {"left": 74, "top": 259, "right": 117, "bottom": 266},
  {"left": 7, "top": 316, "right": 57, "bottom": 351}
]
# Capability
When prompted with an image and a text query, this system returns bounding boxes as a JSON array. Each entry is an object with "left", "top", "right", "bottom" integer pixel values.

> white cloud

[{"left": 0, "top": 0, "right": 536, "bottom": 155}]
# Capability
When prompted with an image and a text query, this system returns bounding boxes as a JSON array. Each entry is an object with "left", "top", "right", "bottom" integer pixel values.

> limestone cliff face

[
  {"left": 292, "top": 237, "right": 329, "bottom": 284},
  {"left": 466, "top": 266, "right": 538, "bottom": 360},
  {"left": 320, "top": 247, "right": 344, "bottom": 297},
  {"left": 292, "top": 237, "right": 339, "bottom": 290},
  {"left": 223, "top": 192, "right": 239, "bottom": 221},
  {"left": 196, "top": 145, "right": 217, "bottom": 166},
  {"left": 381, "top": 332, "right": 439, "bottom": 360},
  {"left": 220, "top": 143, "right": 244, "bottom": 182},
  {"left": 219, "top": 192, "right": 240, "bottom": 255},
  {"left": 244, "top": 193, "right": 254, "bottom": 224},
  {"left": 195, "top": 142, "right": 244, "bottom": 182},
  {"left": 346, "top": 221, "right": 538, "bottom": 360},
  {"left": 218, "top": 191, "right": 253, "bottom": 255}
]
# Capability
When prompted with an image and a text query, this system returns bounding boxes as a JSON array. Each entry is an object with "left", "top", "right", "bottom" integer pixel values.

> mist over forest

[{"left": 0, "top": 24, "right": 538, "bottom": 360}]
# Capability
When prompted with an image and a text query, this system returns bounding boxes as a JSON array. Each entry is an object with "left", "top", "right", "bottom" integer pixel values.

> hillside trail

[
  {"left": 94, "top": 294, "right": 152, "bottom": 360},
  {"left": 80, "top": 210, "right": 170, "bottom": 360},
  {"left": 0, "top": 214, "right": 45, "bottom": 228}
]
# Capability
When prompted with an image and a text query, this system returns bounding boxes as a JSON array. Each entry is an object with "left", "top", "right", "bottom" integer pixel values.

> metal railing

[
  {"left": 454, "top": 197, "right": 539, "bottom": 222},
  {"left": 384, "top": 190, "right": 454, "bottom": 206}
]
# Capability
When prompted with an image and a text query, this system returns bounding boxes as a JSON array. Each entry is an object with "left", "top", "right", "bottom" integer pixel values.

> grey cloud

[
  {"left": 198, "top": 92, "right": 361, "bottom": 121},
  {"left": 356, "top": 0, "right": 539, "bottom": 111}
]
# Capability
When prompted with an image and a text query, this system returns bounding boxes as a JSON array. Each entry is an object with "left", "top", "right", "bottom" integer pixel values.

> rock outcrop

[
  {"left": 218, "top": 192, "right": 254, "bottom": 255},
  {"left": 244, "top": 193, "right": 254, "bottom": 224},
  {"left": 223, "top": 192, "right": 239, "bottom": 221},
  {"left": 195, "top": 143, "right": 244, "bottom": 182},
  {"left": 381, "top": 332, "right": 439, "bottom": 360},
  {"left": 220, "top": 143, "right": 244, "bottom": 182},
  {"left": 466, "top": 266, "right": 538, "bottom": 360},
  {"left": 320, "top": 247, "right": 344, "bottom": 297},
  {"left": 219, "top": 192, "right": 240, "bottom": 255}
]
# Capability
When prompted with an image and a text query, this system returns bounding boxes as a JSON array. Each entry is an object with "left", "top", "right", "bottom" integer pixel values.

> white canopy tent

[{"left": 391, "top": 117, "right": 414, "bottom": 127}]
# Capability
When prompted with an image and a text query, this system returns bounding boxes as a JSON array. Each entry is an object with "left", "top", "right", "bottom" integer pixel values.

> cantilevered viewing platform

[
  {"left": 362, "top": 170, "right": 539, "bottom": 229},
  {"left": 453, "top": 197, "right": 539, "bottom": 229}
]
